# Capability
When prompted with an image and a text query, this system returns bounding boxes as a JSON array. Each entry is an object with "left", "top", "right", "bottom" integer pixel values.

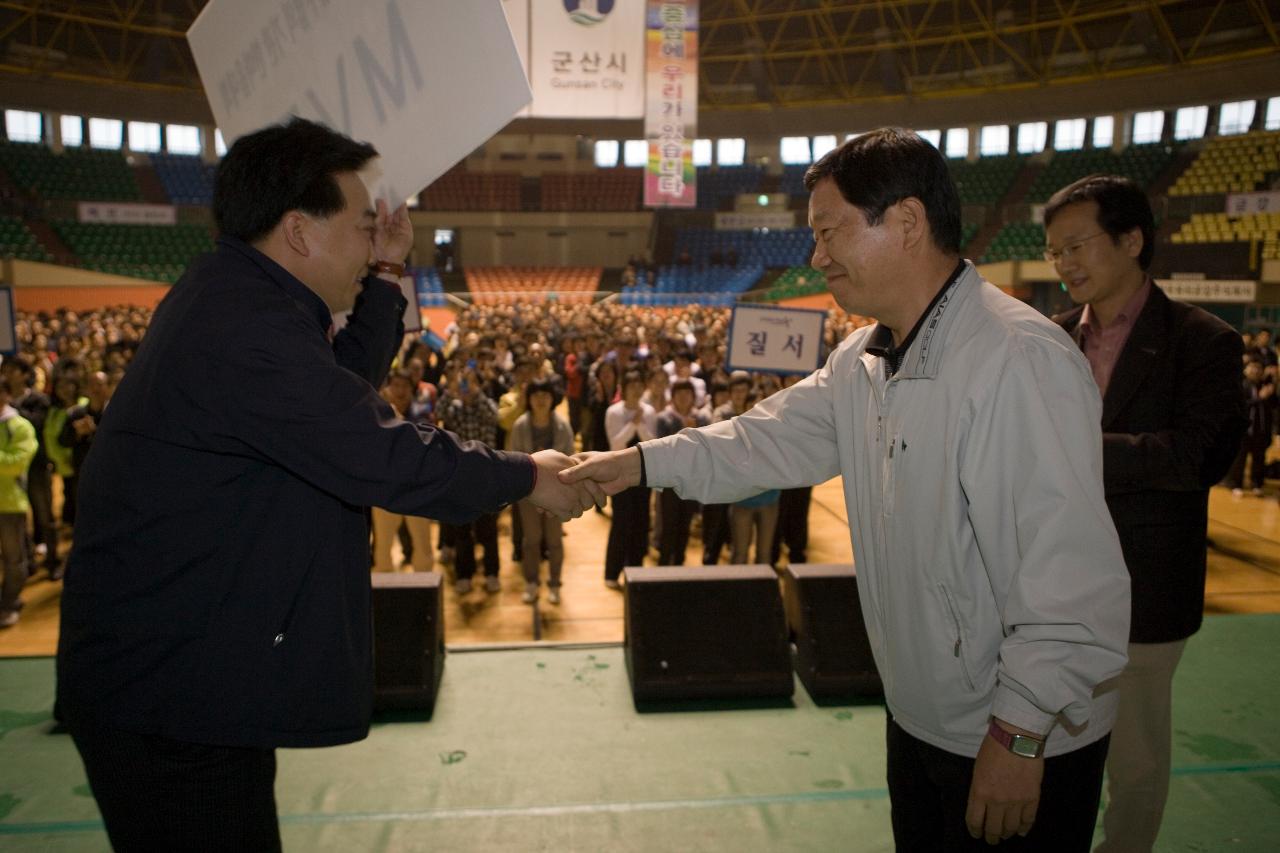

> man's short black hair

[
  {"left": 213, "top": 117, "right": 378, "bottom": 244},
  {"left": 671, "top": 379, "right": 695, "bottom": 395},
  {"left": 525, "top": 377, "right": 560, "bottom": 407},
  {"left": 804, "top": 127, "right": 962, "bottom": 255},
  {"left": 1043, "top": 174, "right": 1156, "bottom": 270}
]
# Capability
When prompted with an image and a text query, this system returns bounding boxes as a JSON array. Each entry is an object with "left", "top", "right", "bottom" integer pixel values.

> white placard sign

[
  {"left": 78, "top": 203, "right": 177, "bottom": 226},
  {"left": 726, "top": 304, "right": 826, "bottom": 375},
  {"left": 715, "top": 211, "right": 797, "bottom": 230},
  {"left": 1225, "top": 192, "right": 1280, "bottom": 216},
  {"left": 1156, "top": 278, "right": 1257, "bottom": 303},
  {"left": 187, "top": 0, "right": 532, "bottom": 204},
  {"left": 502, "top": 0, "right": 532, "bottom": 118},
  {"left": 528, "top": 0, "right": 645, "bottom": 118}
]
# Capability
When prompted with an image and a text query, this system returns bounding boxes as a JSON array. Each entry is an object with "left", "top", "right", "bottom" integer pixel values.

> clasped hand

[{"left": 526, "top": 450, "right": 606, "bottom": 521}]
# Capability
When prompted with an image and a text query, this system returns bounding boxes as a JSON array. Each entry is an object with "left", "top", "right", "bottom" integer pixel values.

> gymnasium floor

[{"left": 1, "top": 481, "right": 1279, "bottom": 850}]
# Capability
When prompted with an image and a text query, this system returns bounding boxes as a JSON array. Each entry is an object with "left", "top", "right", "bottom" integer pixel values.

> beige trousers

[
  {"left": 1094, "top": 638, "right": 1187, "bottom": 853},
  {"left": 730, "top": 502, "right": 778, "bottom": 565},
  {"left": 371, "top": 508, "right": 435, "bottom": 573}
]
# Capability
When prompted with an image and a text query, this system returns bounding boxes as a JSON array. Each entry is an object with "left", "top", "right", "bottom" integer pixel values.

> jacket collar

[
  {"left": 216, "top": 237, "right": 333, "bottom": 337},
  {"left": 859, "top": 261, "right": 979, "bottom": 381}
]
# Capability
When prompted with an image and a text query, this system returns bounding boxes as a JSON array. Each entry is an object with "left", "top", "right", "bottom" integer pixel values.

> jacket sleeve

[
  {"left": 960, "top": 335, "right": 1131, "bottom": 735},
  {"left": 211, "top": 307, "right": 533, "bottom": 525},
  {"left": 0, "top": 419, "right": 37, "bottom": 475},
  {"left": 642, "top": 357, "right": 843, "bottom": 502},
  {"left": 1103, "top": 318, "right": 1246, "bottom": 494},
  {"left": 331, "top": 275, "right": 406, "bottom": 388}
]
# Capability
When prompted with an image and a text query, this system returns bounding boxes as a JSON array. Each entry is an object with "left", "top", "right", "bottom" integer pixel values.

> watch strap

[
  {"left": 370, "top": 260, "right": 406, "bottom": 277},
  {"left": 987, "top": 720, "right": 1045, "bottom": 758}
]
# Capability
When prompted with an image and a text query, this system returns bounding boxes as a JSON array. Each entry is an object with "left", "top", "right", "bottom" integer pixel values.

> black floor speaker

[
  {"left": 624, "top": 564, "right": 793, "bottom": 702},
  {"left": 371, "top": 571, "right": 445, "bottom": 712},
  {"left": 782, "top": 564, "right": 883, "bottom": 699}
]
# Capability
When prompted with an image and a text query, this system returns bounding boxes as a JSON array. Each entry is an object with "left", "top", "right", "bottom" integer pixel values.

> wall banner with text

[
  {"left": 528, "top": 0, "right": 645, "bottom": 118},
  {"left": 643, "top": 0, "right": 697, "bottom": 208}
]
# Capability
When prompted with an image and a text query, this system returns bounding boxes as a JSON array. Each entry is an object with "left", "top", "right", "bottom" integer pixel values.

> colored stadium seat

[
  {"left": 465, "top": 267, "right": 601, "bottom": 305},
  {"left": 1167, "top": 130, "right": 1280, "bottom": 197},
  {"left": 0, "top": 215, "right": 52, "bottom": 262},
  {"left": 52, "top": 220, "right": 214, "bottom": 283},
  {"left": 0, "top": 140, "right": 142, "bottom": 201}
]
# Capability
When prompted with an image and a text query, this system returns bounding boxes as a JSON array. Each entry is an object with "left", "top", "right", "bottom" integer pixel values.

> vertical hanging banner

[
  {"left": 644, "top": 1, "right": 698, "bottom": 208},
  {"left": 528, "top": 1, "right": 646, "bottom": 118},
  {"left": 187, "top": 0, "right": 531, "bottom": 205}
]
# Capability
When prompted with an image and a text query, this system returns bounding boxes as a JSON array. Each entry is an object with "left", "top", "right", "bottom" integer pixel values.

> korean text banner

[
  {"left": 528, "top": 0, "right": 645, "bottom": 118},
  {"left": 726, "top": 304, "right": 825, "bottom": 375},
  {"left": 187, "top": 0, "right": 531, "bottom": 204},
  {"left": 644, "top": 0, "right": 697, "bottom": 208}
]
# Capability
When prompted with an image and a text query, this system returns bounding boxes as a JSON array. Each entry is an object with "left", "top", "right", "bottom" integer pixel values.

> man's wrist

[
  {"left": 370, "top": 259, "right": 406, "bottom": 278},
  {"left": 987, "top": 719, "right": 1045, "bottom": 759},
  {"left": 636, "top": 446, "right": 647, "bottom": 488}
]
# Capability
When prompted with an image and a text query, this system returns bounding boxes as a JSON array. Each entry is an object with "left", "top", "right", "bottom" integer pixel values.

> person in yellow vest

[
  {"left": 0, "top": 377, "right": 39, "bottom": 627},
  {"left": 44, "top": 373, "right": 87, "bottom": 574}
]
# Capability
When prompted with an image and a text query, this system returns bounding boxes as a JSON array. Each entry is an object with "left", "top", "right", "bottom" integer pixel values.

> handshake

[{"left": 525, "top": 448, "right": 646, "bottom": 521}]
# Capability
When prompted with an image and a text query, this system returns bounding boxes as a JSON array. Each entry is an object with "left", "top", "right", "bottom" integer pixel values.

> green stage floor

[{"left": 1, "top": 615, "right": 1279, "bottom": 851}]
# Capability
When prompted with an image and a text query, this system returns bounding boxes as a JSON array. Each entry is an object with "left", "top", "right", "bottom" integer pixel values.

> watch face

[{"left": 1010, "top": 734, "right": 1043, "bottom": 758}]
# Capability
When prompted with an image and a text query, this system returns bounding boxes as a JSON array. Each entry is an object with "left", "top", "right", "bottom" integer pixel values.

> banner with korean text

[
  {"left": 528, "top": 0, "right": 645, "bottom": 118},
  {"left": 726, "top": 304, "right": 825, "bottom": 375},
  {"left": 644, "top": 1, "right": 697, "bottom": 208}
]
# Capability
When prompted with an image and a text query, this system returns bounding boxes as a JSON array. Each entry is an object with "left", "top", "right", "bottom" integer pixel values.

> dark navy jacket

[{"left": 56, "top": 238, "right": 534, "bottom": 748}]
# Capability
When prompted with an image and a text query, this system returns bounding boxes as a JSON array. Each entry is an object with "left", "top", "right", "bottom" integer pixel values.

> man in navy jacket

[{"left": 56, "top": 118, "right": 597, "bottom": 851}]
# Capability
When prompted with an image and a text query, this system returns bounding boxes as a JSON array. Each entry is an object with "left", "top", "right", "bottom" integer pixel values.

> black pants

[
  {"left": 70, "top": 724, "right": 282, "bottom": 853},
  {"left": 1227, "top": 437, "right": 1269, "bottom": 490},
  {"left": 447, "top": 512, "right": 499, "bottom": 579},
  {"left": 886, "top": 716, "right": 1109, "bottom": 852},
  {"left": 701, "top": 503, "right": 731, "bottom": 565},
  {"left": 657, "top": 489, "right": 698, "bottom": 565},
  {"left": 605, "top": 485, "right": 650, "bottom": 581},
  {"left": 770, "top": 486, "right": 812, "bottom": 565},
  {"left": 26, "top": 462, "right": 55, "bottom": 555}
]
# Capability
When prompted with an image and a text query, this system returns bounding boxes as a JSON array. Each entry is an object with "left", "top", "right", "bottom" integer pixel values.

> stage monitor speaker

[
  {"left": 371, "top": 571, "right": 445, "bottom": 712},
  {"left": 624, "top": 564, "right": 793, "bottom": 702},
  {"left": 783, "top": 564, "right": 883, "bottom": 699}
]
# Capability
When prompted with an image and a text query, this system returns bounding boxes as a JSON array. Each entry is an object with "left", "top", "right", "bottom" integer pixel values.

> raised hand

[
  {"left": 373, "top": 198, "right": 413, "bottom": 266},
  {"left": 528, "top": 450, "right": 605, "bottom": 521},
  {"left": 557, "top": 448, "right": 643, "bottom": 497}
]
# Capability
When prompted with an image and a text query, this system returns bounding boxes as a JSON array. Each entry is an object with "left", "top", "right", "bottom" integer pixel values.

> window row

[{"left": 3, "top": 112, "right": 228, "bottom": 156}]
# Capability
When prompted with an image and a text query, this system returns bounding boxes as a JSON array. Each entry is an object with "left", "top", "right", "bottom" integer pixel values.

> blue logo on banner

[{"left": 564, "top": 0, "right": 614, "bottom": 26}]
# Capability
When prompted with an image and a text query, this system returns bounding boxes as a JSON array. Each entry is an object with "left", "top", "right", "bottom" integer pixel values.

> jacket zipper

[{"left": 940, "top": 584, "right": 977, "bottom": 692}]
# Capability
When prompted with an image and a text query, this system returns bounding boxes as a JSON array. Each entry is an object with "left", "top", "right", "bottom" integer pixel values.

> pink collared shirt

[{"left": 1079, "top": 278, "right": 1152, "bottom": 398}]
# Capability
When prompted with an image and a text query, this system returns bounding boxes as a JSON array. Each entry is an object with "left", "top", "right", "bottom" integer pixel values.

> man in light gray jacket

[{"left": 563, "top": 128, "right": 1130, "bottom": 852}]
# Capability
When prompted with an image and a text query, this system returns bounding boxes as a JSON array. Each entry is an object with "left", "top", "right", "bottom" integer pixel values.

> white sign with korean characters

[
  {"left": 188, "top": 0, "right": 532, "bottom": 205},
  {"left": 528, "top": 0, "right": 645, "bottom": 118},
  {"left": 726, "top": 304, "right": 826, "bottom": 375}
]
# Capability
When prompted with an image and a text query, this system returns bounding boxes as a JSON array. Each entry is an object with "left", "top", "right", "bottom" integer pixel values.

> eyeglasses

[{"left": 1043, "top": 231, "right": 1108, "bottom": 264}]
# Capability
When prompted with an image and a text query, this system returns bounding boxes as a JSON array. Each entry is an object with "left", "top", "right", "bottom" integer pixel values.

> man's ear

[
  {"left": 896, "top": 197, "right": 929, "bottom": 251},
  {"left": 280, "top": 211, "right": 313, "bottom": 258}
]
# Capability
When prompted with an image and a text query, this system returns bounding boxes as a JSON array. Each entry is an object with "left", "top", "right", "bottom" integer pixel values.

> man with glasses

[{"left": 1044, "top": 174, "right": 1245, "bottom": 853}]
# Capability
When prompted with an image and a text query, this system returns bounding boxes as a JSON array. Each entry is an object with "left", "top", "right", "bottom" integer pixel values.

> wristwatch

[
  {"left": 369, "top": 259, "right": 406, "bottom": 277},
  {"left": 987, "top": 720, "right": 1045, "bottom": 759}
]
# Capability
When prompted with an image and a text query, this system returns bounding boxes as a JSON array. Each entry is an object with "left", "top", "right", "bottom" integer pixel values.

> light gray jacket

[
  {"left": 642, "top": 263, "right": 1130, "bottom": 758},
  {"left": 507, "top": 411, "right": 575, "bottom": 456}
]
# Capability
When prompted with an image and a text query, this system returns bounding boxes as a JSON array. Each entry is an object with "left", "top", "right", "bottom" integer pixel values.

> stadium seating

[
  {"left": 695, "top": 166, "right": 765, "bottom": 211},
  {"left": 150, "top": 153, "right": 217, "bottom": 206},
  {"left": 0, "top": 215, "right": 51, "bottom": 262},
  {"left": 779, "top": 164, "right": 810, "bottom": 198},
  {"left": 412, "top": 267, "right": 449, "bottom": 307},
  {"left": 0, "top": 141, "right": 141, "bottom": 201},
  {"left": 541, "top": 170, "right": 641, "bottom": 211},
  {"left": 950, "top": 155, "right": 1024, "bottom": 206},
  {"left": 52, "top": 220, "right": 214, "bottom": 282},
  {"left": 673, "top": 228, "right": 813, "bottom": 268},
  {"left": 1026, "top": 144, "right": 1172, "bottom": 202},
  {"left": 621, "top": 264, "right": 765, "bottom": 307},
  {"left": 465, "top": 266, "right": 600, "bottom": 305},
  {"left": 765, "top": 266, "right": 827, "bottom": 301},
  {"left": 422, "top": 169, "right": 522, "bottom": 211},
  {"left": 1172, "top": 211, "right": 1280, "bottom": 259},
  {"left": 981, "top": 222, "right": 1046, "bottom": 263},
  {"left": 1167, "top": 130, "right": 1280, "bottom": 197}
]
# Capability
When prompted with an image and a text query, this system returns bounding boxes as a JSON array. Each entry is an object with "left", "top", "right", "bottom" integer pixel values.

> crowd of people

[
  {"left": 1229, "top": 327, "right": 1280, "bottom": 495},
  {"left": 0, "top": 307, "right": 142, "bottom": 626},
  {"left": 380, "top": 298, "right": 874, "bottom": 603},
  {"left": 0, "top": 298, "right": 871, "bottom": 622}
]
